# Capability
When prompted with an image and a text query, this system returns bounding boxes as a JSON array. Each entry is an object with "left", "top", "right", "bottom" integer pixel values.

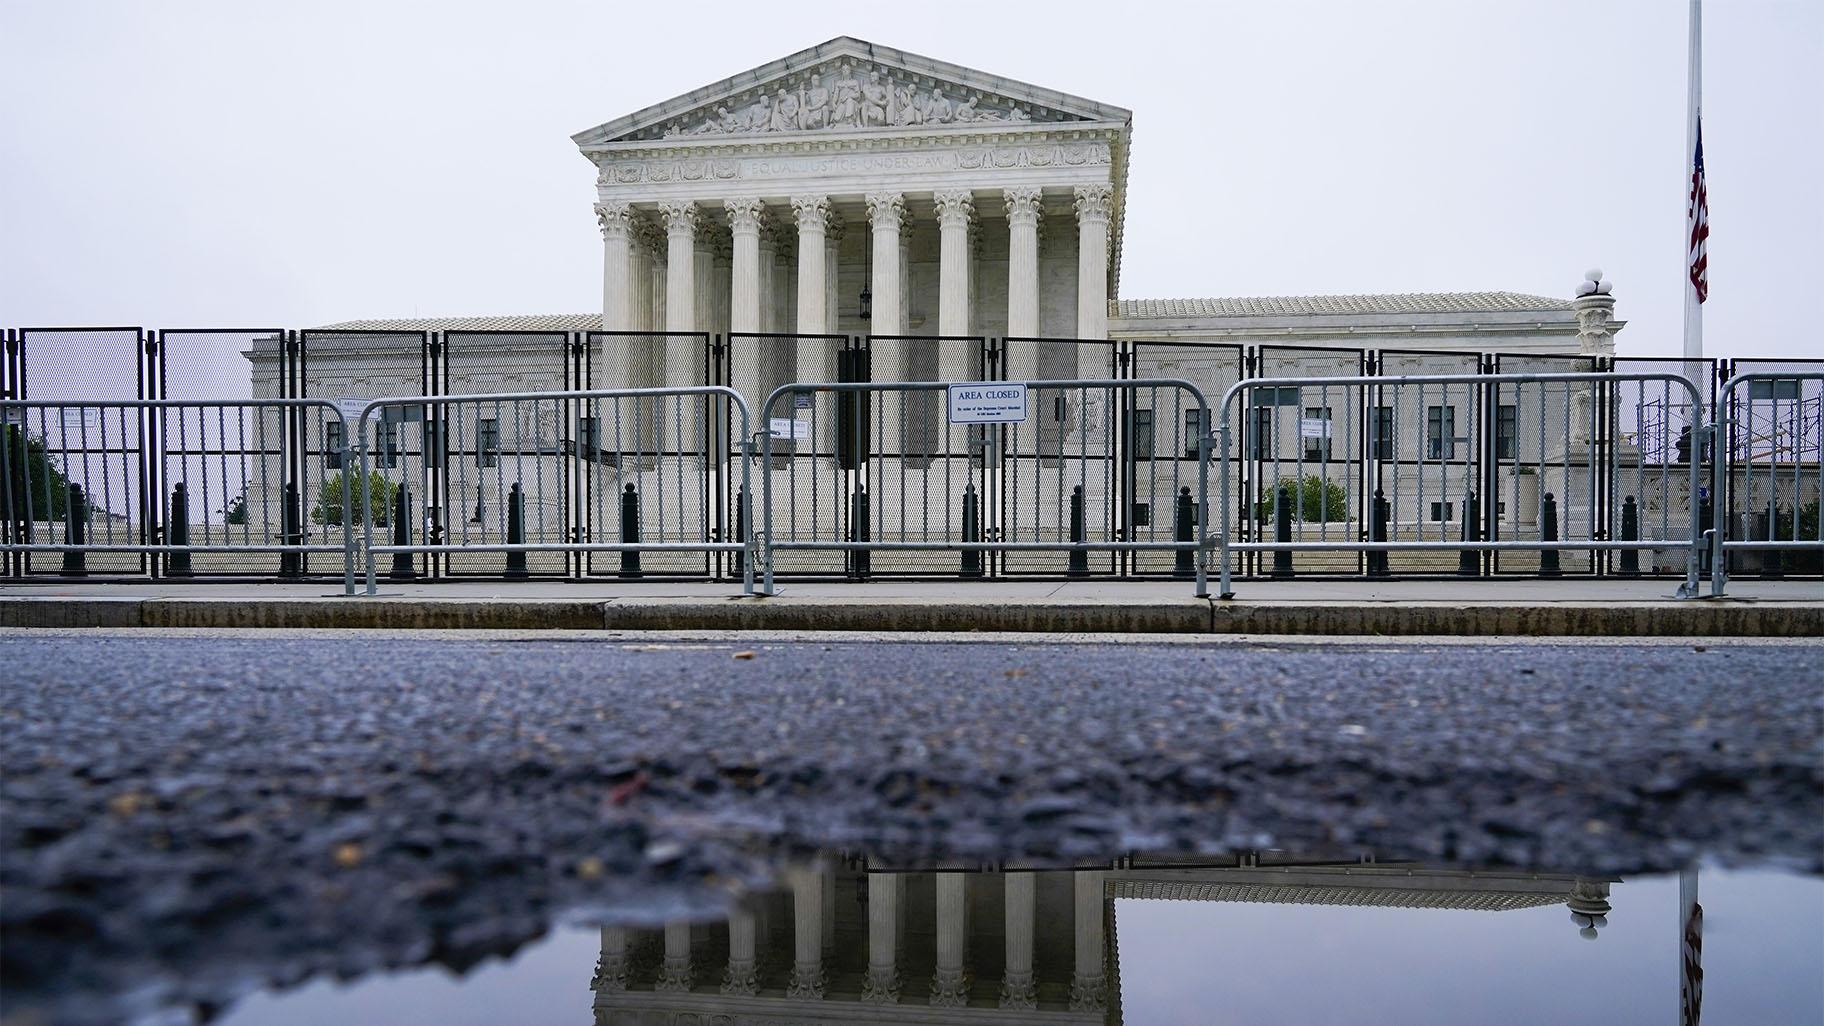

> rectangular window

[
  {"left": 376, "top": 421, "right": 400, "bottom": 469},
  {"left": 1749, "top": 379, "right": 1802, "bottom": 400},
  {"left": 1430, "top": 501, "right": 1454, "bottom": 522},
  {"left": 1249, "top": 406, "right": 1274, "bottom": 460},
  {"left": 324, "top": 421, "right": 343, "bottom": 469},
  {"left": 1427, "top": 405, "right": 1456, "bottom": 460},
  {"left": 1302, "top": 406, "right": 1333, "bottom": 462},
  {"left": 1371, "top": 406, "right": 1394, "bottom": 460},
  {"left": 1496, "top": 404, "right": 1517, "bottom": 460},
  {"left": 1131, "top": 409, "right": 1155, "bottom": 460},
  {"left": 476, "top": 418, "right": 499, "bottom": 468},
  {"left": 1183, "top": 408, "right": 1204, "bottom": 457},
  {"left": 577, "top": 416, "right": 601, "bottom": 462}
]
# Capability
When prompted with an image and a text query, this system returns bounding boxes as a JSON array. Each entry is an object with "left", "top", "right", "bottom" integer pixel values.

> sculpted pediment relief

[{"left": 605, "top": 54, "right": 1097, "bottom": 144}]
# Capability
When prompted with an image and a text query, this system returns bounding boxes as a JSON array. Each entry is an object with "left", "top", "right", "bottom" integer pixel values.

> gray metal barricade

[
  {"left": 1215, "top": 372, "right": 1709, "bottom": 598},
  {"left": 756, "top": 378, "right": 1215, "bottom": 596},
  {"left": 355, "top": 386, "right": 755, "bottom": 596},
  {"left": 1, "top": 397, "right": 356, "bottom": 586},
  {"left": 1709, "top": 372, "right": 1823, "bottom": 595}
]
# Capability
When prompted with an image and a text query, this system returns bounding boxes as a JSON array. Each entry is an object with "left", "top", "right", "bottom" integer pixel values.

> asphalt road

[{"left": 2, "top": 630, "right": 1820, "bottom": 1024}]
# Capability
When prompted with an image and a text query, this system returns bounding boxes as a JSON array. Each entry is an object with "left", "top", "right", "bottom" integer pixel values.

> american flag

[{"left": 1688, "top": 114, "right": 1709, "bottom": 303}]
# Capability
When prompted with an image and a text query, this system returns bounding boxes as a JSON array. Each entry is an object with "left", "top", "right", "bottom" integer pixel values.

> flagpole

[{"left": 1684, "top": 0, "right": 1704, "bottom": 364}]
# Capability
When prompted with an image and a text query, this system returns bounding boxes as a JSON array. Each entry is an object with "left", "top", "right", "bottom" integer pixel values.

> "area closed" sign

[{"left": 946, "top": 382, "right": 1028, "bottom": 424}]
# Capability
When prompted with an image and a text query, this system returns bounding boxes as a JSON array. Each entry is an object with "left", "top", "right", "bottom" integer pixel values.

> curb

[{"left": 3, "top": 597, "right": 1822, "bottom": 636}]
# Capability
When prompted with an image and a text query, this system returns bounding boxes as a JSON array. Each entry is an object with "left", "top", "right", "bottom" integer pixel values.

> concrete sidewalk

[{"left": 1, "top": 578, "right": 1818, "bottom": 635}]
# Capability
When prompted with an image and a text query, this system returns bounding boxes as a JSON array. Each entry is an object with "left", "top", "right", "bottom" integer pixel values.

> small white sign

[
  {"left": 793, "top": 391, "right": 814, "bottom": 411},
  {"left": 947, "top": 382, "right": 1028, "bottom": 424},
  {"left": 1299, "top": 417, "right": 1332, "bottom": 440},
  {"left": 769, "top": 418, "right": 812, "bottom": 441},
  {"left": 333, "top": 396, "right": 370, "bottom": 424},
  {"left": 60, "top": 408, "right": 100, "bottom": 432},
  {"left": 2, "top": 407, "right": 23, "bottom": 427}
]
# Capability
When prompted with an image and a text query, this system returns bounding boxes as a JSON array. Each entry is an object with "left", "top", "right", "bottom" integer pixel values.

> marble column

[
  {"left": 594, "top": 203, "right": 633, "bottom": 390},
  {"left": 721, "top": 907, "right": 758, "bottom": 994},
  {"left": 655, "top": 919, "right": 692, "bottom": 991},
  {"left": 661, "top": 201, "right": 699, "bottom": 459},
  {"left": 1003, "top": 187, "right": 1044, "bottom": 382},
  {"left": 787, "top": 867, "right": 825, "bottom": 999},
  {"left": 823, "top": 215, "right": 844, "bottom": 344},
  {"left": 725, "top": 198, "right": 765, "bottom": 414},
  {"left": 935, "top": 189, "right": 975, "bottom": 362},
  {"left": 931, "top": 872, "right": 970, "bottom": 1006},
  {"left": 793, "top": 196, "right": 831, "bottom": 413},
  {"left": 862, "top": 873, "right": 901, "bottom": 1003},
  {"left": 1074, "top": 185, "right": 1113, "bottom": 350},
  {"left": 1000, "top": 873, "right": 1037, "bottom": 1008},
  {"left": 867, "top": 192, "right": 906, "bottom": 458},
  {"left": 592, "top": 926, "right": 629, "bottom": 992},
  {"left": 1069, "top": 870, "right": 1108, "bottom": 1012}
]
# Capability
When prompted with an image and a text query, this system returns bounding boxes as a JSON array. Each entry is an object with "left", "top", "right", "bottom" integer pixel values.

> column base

[
  {"left": 654, "top": 959, "right": 692, "bottom": 992},
  {"left": 591, "top": 955, "right": 628, "bottom": 992},
  {"left": 861, "top": 966, "right": 901, "bottom": 1004},
  {"left": 720, "top": 961, "right": 759, "bottom": 995},
  {"left": 787, "top": 963, "right": 826, "bottom": 1000},
  {"left": 930, "top": 967, "right": 971, "bottom": 1007},
  {"left": 1070, "top": 972, "right": 1108, "bottom": 1012},
  {"left": 999, "top": 971, "right": 1037, "bottom": 1009}
]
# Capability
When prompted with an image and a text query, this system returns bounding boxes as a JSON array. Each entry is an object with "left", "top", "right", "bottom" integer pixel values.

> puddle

[{"left": 210, "top": 853, "right": 1822, "bottom": 1025}]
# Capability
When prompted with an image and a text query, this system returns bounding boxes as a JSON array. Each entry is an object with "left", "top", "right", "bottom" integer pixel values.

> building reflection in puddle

[{"left": 589, "top": 852, "right": 1646, "bottom": 1024}]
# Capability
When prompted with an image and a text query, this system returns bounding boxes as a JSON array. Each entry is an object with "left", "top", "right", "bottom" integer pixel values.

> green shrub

[
  {"left": 1255, "top": 474, "right": 1349, "bottom": 523},
  {"left": 311, "top": 471, "right": 395, "bottom": 526}
]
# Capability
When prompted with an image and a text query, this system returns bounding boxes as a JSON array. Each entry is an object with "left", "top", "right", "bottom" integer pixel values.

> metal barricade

[
  {"left": 755, "top": 378, "right": 1215, "bottom": 596},
  {"left": 0, "top": 397, "right": 356, "bottom": 586},
  {"left": 354, "top": 386, "right": 754, "bottom": 596},
  {"left": 1215, "top": 372, "right": 1709, "bottom": 598},
  {"left": 1709, "top": 371, "right": 1823, "bottom": 595}
]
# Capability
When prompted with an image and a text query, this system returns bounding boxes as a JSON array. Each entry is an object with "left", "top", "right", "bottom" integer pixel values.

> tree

[
  {"left": 1255, "top": 474, "right": 1349, "bottom": 523},
  {"left": 3, "top": 430, "right": 73, "bottom": 522},
  {"left": 311, "top": 471, "right": 395, "bottom": 527}
]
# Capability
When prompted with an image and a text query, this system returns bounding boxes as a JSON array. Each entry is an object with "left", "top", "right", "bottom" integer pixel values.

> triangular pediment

[{"left": 573, "top": 36, "right": 1130, "bottom": 148}]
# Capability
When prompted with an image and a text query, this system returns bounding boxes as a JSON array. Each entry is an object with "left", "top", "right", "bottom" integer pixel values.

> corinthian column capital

[
  {"left": 1002, "top": 186, "right": 1044, "bottom": 228},
  {"left": 865, "top": 192, "right": 906, "bottom": 231},
  {"left": 791, "top": 194, "right": 832, "bottom": 232},
  {"left": 933, "top": 189, "right": 975, "bottom": 229},
  {"left": 658, "top": 200, "right": 699, "bottom": 238},
  {"left": 1073, "top": 184, "right": 1114, "bottom": 225},
  {"left": 593, "top": 200, "right": 632, "bottom": 239},
  {"left": 724, "top": 196, "right": 766, "bottom": 235}
]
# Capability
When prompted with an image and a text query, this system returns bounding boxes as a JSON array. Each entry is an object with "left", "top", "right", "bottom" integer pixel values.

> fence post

[
  {"left": 961, "top": 482, "right": 982, "bottom": 578},
  {"left": 1540, "top": 491, "right": 1562, "bottom": 576},
  {"left": 1270, "top": 484, "right": 1293, "bottom": 579},
  {"left": 1174, "top": 486, "right": 1195, "bottom": 579},
  {"left": 619, "top": 483, "right": 642, "bottom": 579},
  {"left": 61, "top": 483, "right": 87, "bottom": 577},
  {"left": 389, "top": 483, "right": 417, "bottom": 581},
  {"left": 849, "top": 484, "right": 870, "bottom": 579},
  {"left": 1765, "top": 499, "right": 1785, "bottom": 579},
  {"left": 1457, "top": 491, "right": 1480, "bottom": 577},
  {"left": 1068, "top": 484, "right": 1089, "bottom": 578},
  {"left": 1619, "top": 495, "right": 1641, "bottom": 576},
  {"left": 733, "top": 483, "right": 748, "bottom": 576},
  {"left": 1698, "top": 488, "right": 1715, "bottom": 579},
  {"left": 166, "top": 482, "right": 193, "bottom": 578},
  {"left": 279, "top": 482, "right": 302, "bottom": 580},
  {"left": 504, "top": 482, "right": 528, "bottom": 580},
  {"left": 1367, "top": 488, "right": 1390, "bottom": 578}
]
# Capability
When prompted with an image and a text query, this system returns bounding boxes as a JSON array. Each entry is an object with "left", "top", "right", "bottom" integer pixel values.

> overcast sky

[{"left": 1, "top": 0, "right": 1817, "bottom": 359}]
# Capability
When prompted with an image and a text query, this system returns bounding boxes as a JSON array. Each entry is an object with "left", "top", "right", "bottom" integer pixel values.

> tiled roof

[
  {"left": 1114, "top": 292, "right": 1573, "bottom": 319},
  {"left": 312, "top": 314, "right": 601, "bottom": 332}
]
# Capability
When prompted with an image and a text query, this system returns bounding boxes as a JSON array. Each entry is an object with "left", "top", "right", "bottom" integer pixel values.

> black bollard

[
  {"left": 1540, "top": 491, "right": 1562, "bottom": 576},
  {"left": 1270, "top": 484, "right": 1294, "bottom": 579},
  {"left": 1173, "top": 485, "right": 1195, "bottom": 580},
  {"left": 849, "top": 485, "right": 870, "bottom": 579},
  {"left": 61, "top": 483, "right": 87, "bottom": 577},
  {"left": 1367, "top": 488, "right": 1391, "bottom": 578},
  {"left": 1457, "top": 491, "right": 1480, "bottom": 577},
  {"left": 471, "top": 483, "right": 485, "bottom": 525},
  {"left": 732, "top": 483, "right": 748, "bottom": 576},
  {"left": 1068, "top": 484, "right": 1089, "bottom": 578},
  {"left": 279, "top": 482, "right": 302, "bottom": 579},
  {"left": 619, "top": 483, "right": 642, "bottom": 579},
  {"left": 504, "top": 482, "right": 528, "bottom": 580},
  {"left": 166, "top": 482, "right": 193, "bottom": 578},
  {"left": 1618, "top": 495, "right": 1641, "bottom": 577},
  {"left": 961, "top": 483, "right": 982, "bottom": 578},
  {"left": 388, "top": 482, "right": 417, "bottom": 580},
  {"left": 1765, "top": 500, "right": 1785, "bottom": 579}
]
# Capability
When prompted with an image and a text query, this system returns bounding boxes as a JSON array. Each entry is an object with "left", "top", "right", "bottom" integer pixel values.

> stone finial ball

[{"left": 1585, "top": 268, "right": 1603, "bottom": 282}]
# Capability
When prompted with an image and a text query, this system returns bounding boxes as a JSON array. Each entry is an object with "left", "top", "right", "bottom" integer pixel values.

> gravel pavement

[{"left": 3, "top": 630, "right": 1820, "bottom": 1024}]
